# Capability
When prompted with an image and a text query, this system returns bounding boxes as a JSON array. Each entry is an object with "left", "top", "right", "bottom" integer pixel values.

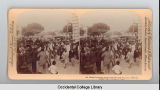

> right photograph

[{"left": 79, "top": 10, "right": 142, "bottom": 75}]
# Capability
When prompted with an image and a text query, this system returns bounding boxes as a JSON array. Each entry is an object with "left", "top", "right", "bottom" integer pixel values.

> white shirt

[
  {"left": 132, "top": 45, "right": 135, "bottom": 52},
  {"left": 114, "top": 43, "right": 118, "bottom": 50},
  {"left": 48, "top": 65, "right": 57, "bottom": 74},
  {"left": 49, "top": 43, "right": 53, "bottom": 51},
  {"left": 112, "top": 65, "right": 121, "bottom": 74},
  {"left": 65, "top": 45, "right": 70, "bottom": 52},
  {"left": 127, "top": 51, "right": 134, "bottom": 59}
]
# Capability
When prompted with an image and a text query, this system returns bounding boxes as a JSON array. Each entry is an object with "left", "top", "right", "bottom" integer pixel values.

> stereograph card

[{"left": 8, "top": 9, "right": 152, "bottom": 80}]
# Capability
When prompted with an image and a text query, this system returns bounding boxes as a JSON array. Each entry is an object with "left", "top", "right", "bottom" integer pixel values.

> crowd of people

[
  {"left": 80, "top": 37, "right": 142, "bottom": 74},
  {"left": 17, "top": 36, "right": 79, "bottom": 74},
  {"left": 17, "top": 35, "right": 142, "bottom": 75}
]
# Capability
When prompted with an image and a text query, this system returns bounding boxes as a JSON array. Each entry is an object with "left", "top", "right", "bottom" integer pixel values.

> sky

[
  {"left": 17, "top": 9, "right": 141, "bottom": 33},
  {"left": 80, "top": 10, "right": 141, "bottom": 32},
  {"left": 17, "top": 10, "right": 74, "bottom": 33}
]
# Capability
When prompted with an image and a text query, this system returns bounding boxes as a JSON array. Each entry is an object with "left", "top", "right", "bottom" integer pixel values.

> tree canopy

[
  {"left": 62, "top": 23, "right": 72, "bottom": 33},
  {"left": 88, "top": 23, "right": 110, "bottom": 36},
  {"left": 47, "top": 32, "right": 56, "bottom": 36},
  {"left": 128, "top": 23, "right": 138, "bottom": 33},
  {"left": 22, "top": 23, "right": 44, "bottom": 36},
  {"left": 80, "top": 27, "right": 85, "bottom": 36}
]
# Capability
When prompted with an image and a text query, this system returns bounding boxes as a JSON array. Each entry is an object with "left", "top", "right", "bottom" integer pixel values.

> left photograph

[{"left": 15, "top": 9, "right": 80, "bottom": 74}]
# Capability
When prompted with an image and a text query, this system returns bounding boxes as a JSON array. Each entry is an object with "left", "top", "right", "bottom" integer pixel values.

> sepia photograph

[
  {"left": 16, "top": 10, "right": 80, "bottom": 74},
  {"left": 79, "top": 10, "right": 142, "bottom": 75}
]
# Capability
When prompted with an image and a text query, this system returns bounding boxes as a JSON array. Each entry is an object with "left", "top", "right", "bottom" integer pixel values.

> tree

[
  {"left": 47, "top": 32, "right": 56, "bottom": 36},
  {"left": 22, "top": 23, "right": 44, "bottom": 36},
  {"left": 62, "top": 23, "right": 72, "bottom": 33},
  {"left": 80, "top": 27, "right": 85, "bottom": 36},
  {"left": 88, "top": 23, "right": 110, "bottom": 36},
  {"left": 114, "top": 31, "right": 122, "bottom": 36},
  {"left": 128, "top": 23, "right": 138, "bottom": 33}
]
